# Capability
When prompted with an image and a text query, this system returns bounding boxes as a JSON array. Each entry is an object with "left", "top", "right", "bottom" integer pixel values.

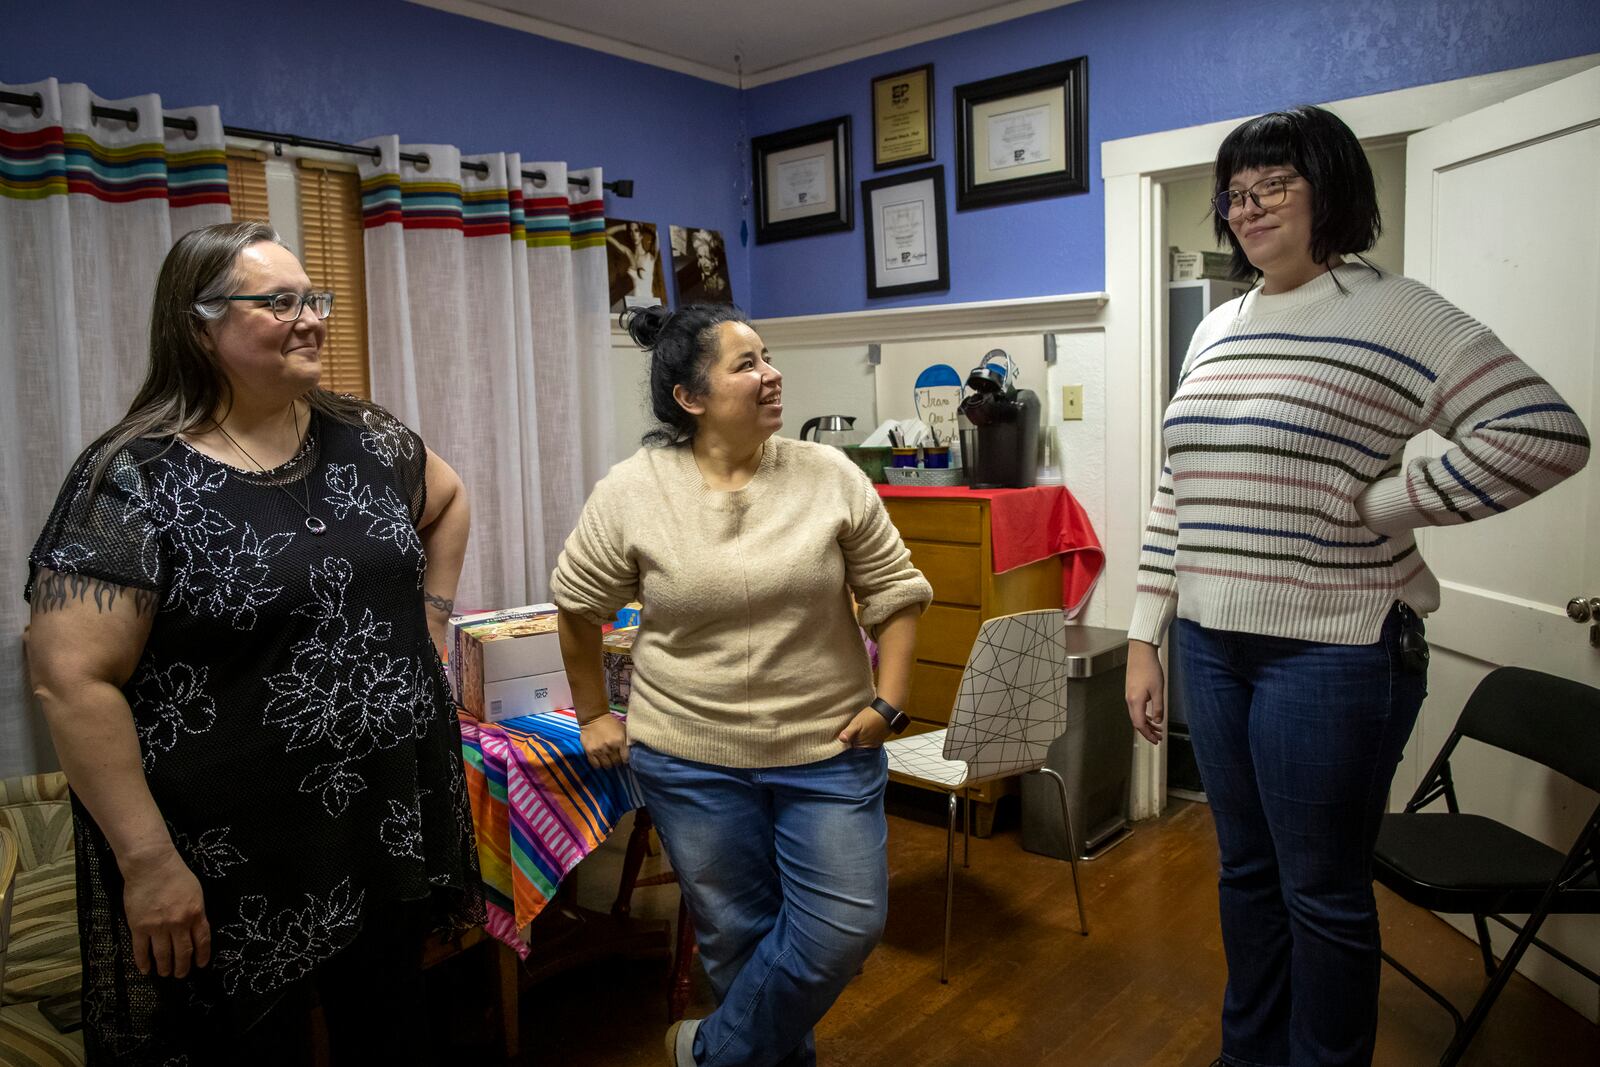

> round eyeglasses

[
  {"left": 225, "top": 290, "right": 336, "bottom": 321},
  {"left": 1213, "top": 174, "right": 1301, "bottom": 220}
]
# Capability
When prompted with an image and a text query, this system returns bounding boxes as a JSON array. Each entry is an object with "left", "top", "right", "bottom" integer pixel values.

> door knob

[{"left": 1568, "top": 597, "right": 1600, "bottom": 623}]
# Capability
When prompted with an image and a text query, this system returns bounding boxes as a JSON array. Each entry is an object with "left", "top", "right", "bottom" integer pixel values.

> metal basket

[{"left": 884, "top": 466, "right": 966, "bottom": 487}]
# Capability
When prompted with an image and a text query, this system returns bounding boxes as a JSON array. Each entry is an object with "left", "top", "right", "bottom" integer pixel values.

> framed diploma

[
  {"left": 953, "top": 57, "right": 1088, "bottom": 210},
  {"left": 872, "top": 63, "right": 934, "bottom": 170},
  {"left": 861, "top": 165, "right": 949, "bottom": 299},
  {"left": 751, "top": 116, "right": 853, "bottom": 243}
]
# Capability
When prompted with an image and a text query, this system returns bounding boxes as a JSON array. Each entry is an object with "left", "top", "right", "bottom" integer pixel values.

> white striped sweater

[{"left": 1130, "top": 264, "right": 1590, "bottom": 647}]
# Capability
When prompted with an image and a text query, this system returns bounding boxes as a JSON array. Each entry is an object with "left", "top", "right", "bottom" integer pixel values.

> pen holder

[
  {"left": 890, "top": 447, "right": 920, "bottom": 468},
  {"left": 922, "top": 445, "right": 951, "bottom": 469}
]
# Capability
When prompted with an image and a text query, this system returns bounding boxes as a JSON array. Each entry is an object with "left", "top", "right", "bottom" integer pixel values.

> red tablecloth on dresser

[{"left": 874, "top": 484, "right": 1104, "bottom": 617}]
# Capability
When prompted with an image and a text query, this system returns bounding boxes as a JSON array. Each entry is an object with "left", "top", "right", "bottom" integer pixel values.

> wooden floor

[{"left": 432, "top": 792, "right": 1598, "bottom": 1066}]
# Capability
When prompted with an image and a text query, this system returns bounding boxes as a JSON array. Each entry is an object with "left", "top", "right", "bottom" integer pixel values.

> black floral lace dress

[{"left": 25, "top": 406, "right": 484, "bottom": 1065}]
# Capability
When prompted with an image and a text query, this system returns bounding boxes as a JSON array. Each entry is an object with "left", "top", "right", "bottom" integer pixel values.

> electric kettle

[{"left": 799, "top": 415, "right": 860, "bottom": 449}]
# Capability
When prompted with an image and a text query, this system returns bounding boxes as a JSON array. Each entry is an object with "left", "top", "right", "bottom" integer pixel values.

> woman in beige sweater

[{"left": 552, "top": 304, "right": 931, "bottom": 1067}]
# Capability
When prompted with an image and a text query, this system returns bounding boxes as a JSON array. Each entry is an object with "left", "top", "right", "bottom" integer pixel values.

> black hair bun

[{"left": 621, "top": 305, "right": 672, "bottom": 350}]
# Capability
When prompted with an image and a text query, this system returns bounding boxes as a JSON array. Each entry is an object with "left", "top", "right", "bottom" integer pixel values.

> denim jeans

[
  {"left": 630, "top": 742, "right": 889, "bottom": 1067},
  {"left": 1176, "top": 606, "right": 1426, "bottom": 1067}
]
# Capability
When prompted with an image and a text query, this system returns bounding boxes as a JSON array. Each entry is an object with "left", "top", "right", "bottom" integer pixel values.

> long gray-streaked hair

[{"left": 88, "top": 220, "right": 373, "bottom": 492}]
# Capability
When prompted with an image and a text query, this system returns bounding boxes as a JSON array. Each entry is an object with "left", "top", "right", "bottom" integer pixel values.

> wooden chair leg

[
  {"left": 613, "top": 809, "right": 654, "bottom": 918},
  {"left": 494, "top": 941, "right": 521, "bottom": 1060},
  {"left": 668, "top": 892, "right": 697, "bottom": 1022}
]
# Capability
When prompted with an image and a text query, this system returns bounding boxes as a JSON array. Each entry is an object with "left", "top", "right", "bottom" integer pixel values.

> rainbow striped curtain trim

[
  {"left": 523, "top": 193, "right": 570, "bottom": 248},
  {"left": 359, "top": 175, "right": 464, "bottom": 230},
  {"left": 0, "top": 126, "right": 227, "bottom": 207},
  {"left": 571, "top": 193, "right": 604, "bottom": 250}
]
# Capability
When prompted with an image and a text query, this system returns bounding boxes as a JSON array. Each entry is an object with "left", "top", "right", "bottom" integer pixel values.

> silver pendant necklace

[{"left": 215, "top": 404, "right": 327, "bottom": 536}]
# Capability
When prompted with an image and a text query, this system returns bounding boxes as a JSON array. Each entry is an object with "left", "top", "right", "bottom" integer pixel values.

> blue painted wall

[
  {"left": 1, "top": 0, "right": 750, "bottom": 304},
  {"left": 6, "top": 0, "right": 1598, "bottom": 320},
  {"left": 743, "top": 0, "right": 1600, "bottom": 317}
]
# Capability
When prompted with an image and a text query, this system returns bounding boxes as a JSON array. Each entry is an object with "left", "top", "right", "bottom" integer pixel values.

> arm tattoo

[
  {"left": 423, "top": 591, "right": 455, "bottom": 616},
  {"left": 34, "top": 571, "right": 158, "bottom": 618}
]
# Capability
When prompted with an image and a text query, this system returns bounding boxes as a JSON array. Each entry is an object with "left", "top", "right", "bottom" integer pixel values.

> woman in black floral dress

[{"left": 24, "top": 221, "right": 483, "bottom": 1065}]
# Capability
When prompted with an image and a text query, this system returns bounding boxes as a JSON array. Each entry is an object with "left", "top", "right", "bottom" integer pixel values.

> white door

[{"left": 1400, "top": 65, "right": 1600, "bottom": 1020}]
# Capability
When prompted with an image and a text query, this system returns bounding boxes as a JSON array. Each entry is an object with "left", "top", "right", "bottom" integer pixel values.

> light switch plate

[{"left": 1061, "top": 385, "right": 1084, "bottom": 420}]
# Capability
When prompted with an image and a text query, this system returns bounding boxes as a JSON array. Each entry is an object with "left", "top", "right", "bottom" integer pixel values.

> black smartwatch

[{"left": 870, "top": 697, "right": 910, "bottom": 735}]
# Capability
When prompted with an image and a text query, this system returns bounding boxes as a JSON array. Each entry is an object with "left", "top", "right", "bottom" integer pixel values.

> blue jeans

[
  {"left": 630, "top": 742, "right": 889, "bottom": 1067},
  {"left": 1177, "top": 606, "right": 1426, "bottom": 1067}
]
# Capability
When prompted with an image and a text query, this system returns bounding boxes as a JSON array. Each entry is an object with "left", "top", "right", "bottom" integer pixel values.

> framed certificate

[
  {"left": 872, "top": 64, "right": 934, "bottom": 170},
  {"left": 751, "top": 116, "right": 853, "bottom": 244},
  {"left": 953, "top": 57, "right": 1088, "bottom": 210},
  {"left": 861, "top": 165, "right": 949, "bottom": 299}
]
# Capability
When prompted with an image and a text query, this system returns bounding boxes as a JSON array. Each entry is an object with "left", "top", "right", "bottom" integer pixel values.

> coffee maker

[{"left": 957, "top": 354, "right": 1040, "bottom": 489}]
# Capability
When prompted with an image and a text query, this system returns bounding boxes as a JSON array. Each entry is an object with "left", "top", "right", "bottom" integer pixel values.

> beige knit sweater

[{"left": 550, "top": 436, "right": 933, "bottom": 768}]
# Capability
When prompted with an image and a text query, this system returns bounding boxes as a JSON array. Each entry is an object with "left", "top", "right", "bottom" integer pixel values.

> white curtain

[
  {"left": 359, "top": 139, "right": 612, "bottom": 613},
  {"left": 0, "top": 78, "right": 230, "bottom": 777}
]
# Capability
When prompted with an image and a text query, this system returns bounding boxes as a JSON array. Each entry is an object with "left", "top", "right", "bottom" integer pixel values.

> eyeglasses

[
  {"left": 1213, "top": 174, "right": 1301, "bottom": 220},
  {"left": 226, "top": 290, "right": 335, "bottom": 322}
]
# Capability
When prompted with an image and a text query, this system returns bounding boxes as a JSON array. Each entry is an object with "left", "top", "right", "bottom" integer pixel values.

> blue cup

[
  {"left": 923, "top": 446, "right": 951, "bottom": 469},
  {"left": 890, "top": 447, "right": 920, "bottom": 468}
]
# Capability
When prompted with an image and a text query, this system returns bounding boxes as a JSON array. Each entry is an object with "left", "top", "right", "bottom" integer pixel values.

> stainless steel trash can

[{"left": 1021, "top": 625, "right": 1132, "bottom": 861}]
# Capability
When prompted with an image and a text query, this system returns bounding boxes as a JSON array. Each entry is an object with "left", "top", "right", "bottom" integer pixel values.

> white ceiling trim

[
  {"left": 407, "top": 0, "right": 1085, "bottom": 89},
  {"left": 739, "top": 0, "right": 1085, "bottom": 87},
  {"left": 405, "top": 0, "right": 744, "bottom": 87}
]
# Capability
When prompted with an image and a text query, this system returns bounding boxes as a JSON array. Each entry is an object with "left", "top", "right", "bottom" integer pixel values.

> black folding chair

[{"left": 1373, "top": 666, "right": 1600, "bottom": 1066}]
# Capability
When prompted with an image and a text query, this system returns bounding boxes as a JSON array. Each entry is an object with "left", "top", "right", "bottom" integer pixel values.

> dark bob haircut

[
  {"left": 1212, "top": 104, "right": 1380, "bottom": 283},
  {"left": 622, "top": 303, "right": 753, "bottom": 446}
]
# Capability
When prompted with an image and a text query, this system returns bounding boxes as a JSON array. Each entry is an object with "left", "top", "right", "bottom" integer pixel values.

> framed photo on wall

[
  {"left": 872, "top": 63, "right": 934, "bottom": 170},
  {"left": 751, "top": 116, "right": 852, "bottom": 243},
  {"left": 861, "top": 165, "right": 949, "bottom": 299},
  {"left": 605, "top": 218, "right": 667, "bottom": 312},
  {"left": 953, "top": 57, "right": 1088, "bottom": 210},
  {"left": 670, "top": 225, "right": 734, "bottom": 305}
]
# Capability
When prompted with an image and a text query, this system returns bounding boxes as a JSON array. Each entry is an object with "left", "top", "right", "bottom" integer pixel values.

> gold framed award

[{"left": 872, "top": 64, "right": 934, "bottom": 170}]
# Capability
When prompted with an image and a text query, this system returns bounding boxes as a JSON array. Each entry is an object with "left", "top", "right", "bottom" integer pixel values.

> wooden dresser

[{"left": 883, "top": 493, "right": 1062, "bottom": 835}]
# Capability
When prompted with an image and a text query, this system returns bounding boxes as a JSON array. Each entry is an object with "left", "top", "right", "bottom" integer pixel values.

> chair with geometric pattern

[{"left": 884, "top": 609, "right": 1088, "bottom": 982}]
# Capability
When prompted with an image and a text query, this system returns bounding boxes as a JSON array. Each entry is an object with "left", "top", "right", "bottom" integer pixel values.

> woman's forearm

[
  {"left": 557, "top": 608, "right": 611, "bottom": 724},
  {"left": 871, "top": 604, "right": 921, "bottom": 709},
  {"left": 36, "top": 679, "right": 174, "bottom": 872},
  {"left": 419, "top": 488, "right": 470, "bottom": 655}
]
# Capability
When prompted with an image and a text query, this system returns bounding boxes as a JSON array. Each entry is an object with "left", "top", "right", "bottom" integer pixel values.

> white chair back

[{"left": 941, "top": 610, "right": 1069, "bottom": 780}]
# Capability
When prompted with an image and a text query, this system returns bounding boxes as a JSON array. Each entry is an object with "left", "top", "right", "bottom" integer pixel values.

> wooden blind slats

[
  {"left": 226, "top": 152, "right": 271, "bottom": 224},
  {"left": 296, "top": 162, "right": 371, "bottom": 399}
]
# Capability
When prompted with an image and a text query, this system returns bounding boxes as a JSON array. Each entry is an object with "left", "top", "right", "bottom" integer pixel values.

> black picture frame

[
  {"left": 953, "top": 57, "right": 1088, "bottom": 210},
  {"left": 751, "top": 116, "right": 853, "bottom": 244},
  {"left": 861, "top": 165, "right": 949, "bottom": 299},
  {"left": 871, "top": 63, "right": 935, "bottom": 170}
]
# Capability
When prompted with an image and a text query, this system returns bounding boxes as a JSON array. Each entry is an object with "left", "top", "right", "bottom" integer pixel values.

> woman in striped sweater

[{"left": 1124, "top": 105, "right": 1589, "bottom": 1067}]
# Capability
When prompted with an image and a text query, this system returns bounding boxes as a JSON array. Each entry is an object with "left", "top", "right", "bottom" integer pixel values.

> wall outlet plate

[{"left": 1061, "top": 384, "right": 1084, "bottom": 420}]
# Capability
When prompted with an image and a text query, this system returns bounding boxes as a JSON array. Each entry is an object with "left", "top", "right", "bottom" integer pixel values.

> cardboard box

[
  {"left": 448, "top": 604, "right": 564, "bottom": 717},
  {"left": 603, "top": 626, "right": 638, "bottom": 711},
  {"left": 1171, "top": 249, "right": 1233, "bottom": 281},
  {"left": 482, "top": 670, "right": 574, "bottom": 723}
]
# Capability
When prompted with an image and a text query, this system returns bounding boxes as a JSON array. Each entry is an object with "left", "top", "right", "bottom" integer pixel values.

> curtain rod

[{"left": 0, "top": 90, "right": 635, "bottom": 198}]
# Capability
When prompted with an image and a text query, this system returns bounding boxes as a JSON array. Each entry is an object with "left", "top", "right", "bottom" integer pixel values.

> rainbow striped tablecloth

[{"left": 459, "top": 711, "right": 642, "bottom": 957}]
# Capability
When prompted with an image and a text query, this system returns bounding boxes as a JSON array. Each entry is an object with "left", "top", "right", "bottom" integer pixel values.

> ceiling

[{"left": 409, "top": 0, "right": 1085, "bottom": 87}]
